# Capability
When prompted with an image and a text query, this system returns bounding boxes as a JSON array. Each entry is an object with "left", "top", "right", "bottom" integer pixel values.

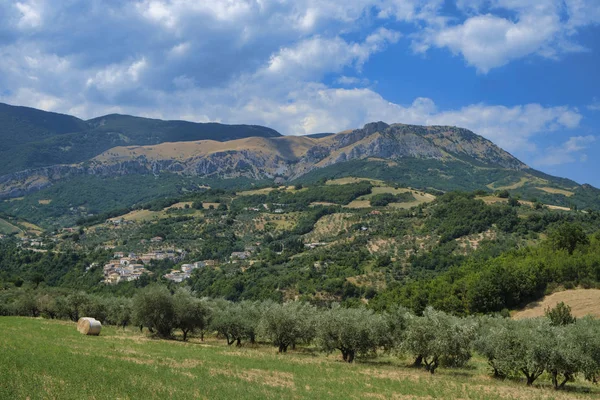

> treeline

[
  {"left": 230, "top": 182, "right": 373, "bottom": 211},
  {"left": 1, "top": 286, "right": 599, "bottom": 390},
  {"left": 370, "top": 192, "right": 415, "bottom": 206},
  {"left": 372, "top": 223, "right": 600, "bottom": 314},
  {"left": 427, "top": 191, "right": 599, "bottom": 243}
]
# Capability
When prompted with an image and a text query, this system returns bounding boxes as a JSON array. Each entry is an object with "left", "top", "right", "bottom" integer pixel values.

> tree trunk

[
  {"left": 558, "top": 373, "right": 571, "bottom": 389},
  {"left": 413, "top": 355, "right": 423, "bottom": 368},
  {"left": 182, "top": 329, "right": 188, "bottom": 342},
  {"left": 347, "top": 350, "right": 355, "bottom": 363},
  {"left": 342, "top": 350, "right": 348, "bottom": 362},
  {"left": 429, "top": 358, "right": 439, "bottom": 374},
  {"left": 236, "top": 337, "right": 242, "bottom": 347},
  {"left": 200, "top": 331, "right": 204, "bottom": 341}
]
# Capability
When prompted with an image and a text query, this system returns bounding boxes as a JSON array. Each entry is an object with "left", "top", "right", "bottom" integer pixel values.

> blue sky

[{"left": 0, "top": 1, "right": 599, "bottom": 185}]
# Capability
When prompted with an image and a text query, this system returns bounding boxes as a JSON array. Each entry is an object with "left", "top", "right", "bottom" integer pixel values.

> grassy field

[
  {"left": 513, "top": 289, "right": 600, "bottom": 320},
  {"left": 0, "top": 217, "right": 20, "bottom": 235},
  {"left": 0, "top": 317, "right": 598, "bottom": 400}
]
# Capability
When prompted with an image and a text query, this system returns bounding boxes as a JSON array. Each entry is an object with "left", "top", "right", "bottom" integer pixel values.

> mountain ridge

[{"left": 0, "top": 102, "right": 281, "bottom": 176}]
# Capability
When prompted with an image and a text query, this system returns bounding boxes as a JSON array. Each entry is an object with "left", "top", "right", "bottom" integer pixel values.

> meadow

[{"left": 0, "top": 317, "right": 597, "bottom": 400}]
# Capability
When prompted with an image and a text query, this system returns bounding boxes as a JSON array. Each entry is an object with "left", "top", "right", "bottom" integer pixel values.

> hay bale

[{"left": 77, "top": 317, "right": 102, "bottom": 336}]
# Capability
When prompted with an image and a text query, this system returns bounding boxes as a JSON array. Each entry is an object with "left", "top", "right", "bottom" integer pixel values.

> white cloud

[
  {"left": 414, "top": 0, "right": 600, "bottom": 73},
  {"left": 14, "top": 1, "right": 43, "bottom": 29},
  {"left": 534, "top": 135, "right": 596, "bottom": 166},
  {"left": 588, "top": 99, "right": 600, "bottom": 111},
  {"left": 265, "top": 28, "right": 400, "bottom": 80}
]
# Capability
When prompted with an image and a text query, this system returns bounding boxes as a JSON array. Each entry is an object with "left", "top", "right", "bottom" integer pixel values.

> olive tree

[
  {"left": 474, "top": 315, "right": 513, "bottom": 378},
  {"left": 565, "top": 317, "right": 600, "bottom": 385},
  {"left": 259, "top": 302, "right": 317, "bottom": 353},
  {"left": 480, "top": 318, "right": 552, "bottom": 386},
  {"left": 173, "top": 288, "right": 212, "bottom": 341},
  {"left": 317, "top": 305, "right": 388, "bottom": 363},
  {"left": 132, "top": 285, "right": 176, "bottom": 338},
  {"left": 402, "top": 307, "right": 476, "bottom": 374},
  {"left": 106, "top": 297, "right": 132, "bottom": 329},
  {"left": 210, "top": 300, "right": 258, "bottom": 346}
]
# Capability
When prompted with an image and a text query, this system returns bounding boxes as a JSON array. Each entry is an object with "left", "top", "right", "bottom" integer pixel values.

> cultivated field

[
  {"left": 0, "top": 317, "right": 597, "bottom": 399},
  {"left": 513, "top": 289, "right": 600, "bottom": 320}
]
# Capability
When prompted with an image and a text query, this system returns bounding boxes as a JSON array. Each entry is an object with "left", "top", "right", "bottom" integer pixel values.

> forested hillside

[{"left": 1, "top": 178, "right": 598, "bottom": 313}]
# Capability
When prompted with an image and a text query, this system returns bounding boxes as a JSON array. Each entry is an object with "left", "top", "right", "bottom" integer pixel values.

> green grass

[
  {"left": 0, "top": 217, "right": 20, "bottom": 235},
  {"left": 0, "top": 317, "right": 597, "bottom": 399}
]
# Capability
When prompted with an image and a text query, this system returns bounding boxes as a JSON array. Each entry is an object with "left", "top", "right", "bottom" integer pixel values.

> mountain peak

[{"left": 362, "top": 121, "right": 390, "bottom": 135}]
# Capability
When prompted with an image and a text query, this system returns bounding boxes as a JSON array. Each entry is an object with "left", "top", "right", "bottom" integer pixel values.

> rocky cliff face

[{"left": 0, "top": 122, "right": 528, "bottom": 198}]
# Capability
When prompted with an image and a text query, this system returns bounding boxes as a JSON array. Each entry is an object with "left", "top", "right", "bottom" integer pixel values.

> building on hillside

[
  {"left": 150, "top": 236, "right": 164, "bottom": 243},
  {"left": 304, "top": 242, "right": 327, "bottom": 249},
  {"left": 230, "top": 251, "right": 251, "bottom": 260}
]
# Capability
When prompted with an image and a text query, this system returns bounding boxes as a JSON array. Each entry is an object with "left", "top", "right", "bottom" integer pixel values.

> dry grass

[
  {"left": 37, "top": 199, "right": 52, "bottom": 205},
  {"left": 513, "top": 289, "right": 600, "bottom": 319},
  {"left": 165, "top": 202, "right": 193, "bottom": 210},
  {"left": 325, "top": 177, "right": 384, "bottom": 186},
  {"left": 94, "top": 135, "right": 318, "bottom": 162},
  {"left": 536, "top": 187, "right": 575, "bottom": 197},
  {"left": 487, "top": 177, "right": 532, "bottom": 191}
]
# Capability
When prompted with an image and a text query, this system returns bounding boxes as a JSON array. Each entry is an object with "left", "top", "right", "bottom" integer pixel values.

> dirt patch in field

[
  {"left": 513, "top": 289, "right": 600, "bottom": 319},
  {"left": 360, "top": 368, "right": 423, "bottom": 383},
  {"left": 209, "top": 367, "right": 295, "bottom": 389},
  {"left": 455, "top": 230, "right": 496, "bottom": 253}
]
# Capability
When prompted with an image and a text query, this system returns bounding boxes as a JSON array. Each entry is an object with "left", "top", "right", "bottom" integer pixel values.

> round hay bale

[{"left": 77, "top": 317, "right": 102, "bottom": 336}]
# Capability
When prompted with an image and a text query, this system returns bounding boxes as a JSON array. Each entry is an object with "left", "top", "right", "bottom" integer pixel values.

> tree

[
  {"left": 106, "top": 297, "right": 132, "bottom": 329},
  {"left": 259, "top": 302, "right": 317, "bottom": 353},
  {"left": 82, "top": 295, "right": 110, "bottom": 324},
  {"left": 485, "top": 318, "right": 551, "bottom": 385},
  {"left": 132, "top": 285, "right": 176, "bottom": 338},
  {"left": 402, "top": 308, "right": 476, "bottom": 374},
  {"left": 173, "top": 288, "right": 212, "bottom": 341},
  {"left": 64, "top": 292, "right": 90, "bottom": 322},
  {"left": 570, "top": 317, "right": 600, "bottom": 384},
  {"left": 210, "top": 300, "right": 254, "bottom": 346},
  {"left": 547, "top": 222, "right": 589, "bottom": 255},
  {"left": 545, "top": 302, "right": 576, "bottom": 326},
  {"left": 474, "top": 316, "right": 511, "bottom": 378},
  {"left": 317, "top": 306, "right": 388, "bottom": 363}
]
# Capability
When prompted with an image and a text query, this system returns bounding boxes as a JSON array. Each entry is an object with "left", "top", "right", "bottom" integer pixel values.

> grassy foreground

[{"left": 0, "top": 317, "right": 597, "bottom": 400}]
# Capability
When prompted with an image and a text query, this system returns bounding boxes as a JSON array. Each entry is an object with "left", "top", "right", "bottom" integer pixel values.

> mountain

[
  {"left": 1, "top": 121, "right": 598, "bottom": 216},
  {"left": 0, "top": 102, "right": 281, "bottom": 176}
]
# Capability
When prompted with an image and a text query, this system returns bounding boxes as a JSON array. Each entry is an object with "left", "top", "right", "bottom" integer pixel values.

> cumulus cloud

[{"left": 414, "top": 0, "right": 600, "bottom": 73}]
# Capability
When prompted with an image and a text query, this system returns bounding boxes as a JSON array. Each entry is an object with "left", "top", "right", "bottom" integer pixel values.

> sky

[{"left": 0, "top": 0, "right": 599, "bottom": 186}]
